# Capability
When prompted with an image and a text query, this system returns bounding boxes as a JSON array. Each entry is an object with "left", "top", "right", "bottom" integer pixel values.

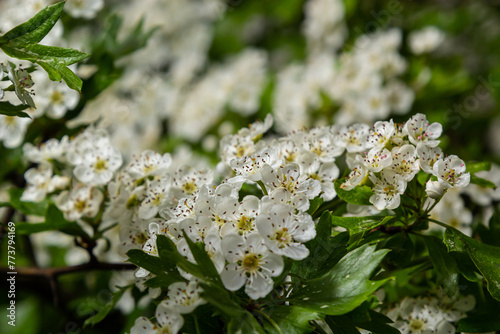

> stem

[
  {"left": 256, "top": 180, "right": 268, "bottom": 196},
  {"left": 0, "top": 261, "right": 136, "bottom": 278},
  {"left": 427, "top": 218, "right": 449, "bottom": 229},
  {"left": 194, "top": 314, "right": 201, "bottom": 334}
]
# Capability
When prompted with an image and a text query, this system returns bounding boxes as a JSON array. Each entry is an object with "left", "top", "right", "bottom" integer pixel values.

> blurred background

[{"left": 1, "top": 0, "right": 500, "bottom": 333}]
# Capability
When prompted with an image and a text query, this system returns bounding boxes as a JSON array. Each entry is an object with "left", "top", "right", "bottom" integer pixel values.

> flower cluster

[
  {"left": 340, "top": 113, "right": 470, "bottom": 210},
  {"left": 385, "top": 293, "right": 476, "bottom": 334}
]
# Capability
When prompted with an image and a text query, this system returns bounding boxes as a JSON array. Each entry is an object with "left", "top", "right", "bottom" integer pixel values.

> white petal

[{"left": 221, "top": 264, "right": 246, "bottom": 291}]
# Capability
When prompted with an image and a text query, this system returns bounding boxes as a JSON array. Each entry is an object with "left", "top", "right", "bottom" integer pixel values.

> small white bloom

[
  {"left": 7, "top": 64, "right": 35, "bottom": 108},
  {"left": 160, "top": 280, "right": 206, "bottom": 314},
  {"left": 340, "top": 164, "right": 368, "bottom": 191},
  {"left": 23, "top": 136, "right": 69, "bottom": 164},
  {"left": 404, "top": 113, "right": 442, "bottom": 148},
  {"left": 362, "top": 147, "right": 392, "bottom": 172},
  {"left": 256, "top": 204, "right": 315, "bottom": 260},
  {"left": 369, "top": 170, "right": 406, "bottom": 210},
  {"left": 130, "top": 305, "right": 184, "bottom": 334},
  {"left": 21, "top": 164, "right": 68, "bottom": 202},
  {"left": 433, "top": 155, "right": 470, "bottom": 188},
  {"left": 408, "top": 26, "right": 445, "bottom": 55},
  {"left": 73, "top": 144, "right": 123, "bottom": 185},
  {"left": 366, "top": 120, "right": 396, "bottom": 149},
  {"left": 127, "top": 150, "right": 172, "bottom": 180},
  {"left": 56, "top": 185, "right": 103, "bottom": 221},
  {"left": 390, "top": 144, "right": 420, "bottom": 181},
  {"left": 417, "top": 145, "right": 443, "bottom": 174},
  {"left": 334, "top": 123, "right": 370, "bottom": 153},
  {"left": 0, "top": 115, "right": 32, "bottom": 148},
  {"left": 138, "top": 178, "right": 171, "bottom": 220},
  {"left": 221, "top": 233, "right": 283, "bottom": 299}
]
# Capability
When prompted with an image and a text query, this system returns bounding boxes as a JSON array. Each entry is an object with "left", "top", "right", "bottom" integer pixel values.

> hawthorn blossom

[
  {"left": 21, "top": 164, "right": 69, "bottom": 202},
  {"left": 73, "top": 144, "right": 123, "bottom": 185},
  {"left": 433, "top": 155, "right": 470, "bottom": 188},
  {"left": 369, "top": 170, "right": 406, "bottom": 210},
  {"left": 7, "top": 64, "right": 35, "bottom": 107},
  {"left": 23, "top": 136, "right": 69, "bottom": 164},
  {"left": 130, "top": 305, "right": 184, "bottom": 334},
  {"left": 160, "top": 280, "right": 206, "bottom": 314},
  {"left": 221, "top": 233, "right": 283, "bottom": 299},
  {"left": 362, "top": 148, "right": 392, "bottom": 172},
  {"left": 417, "top": 145, "right": 443, "bottom": 174},
  {"left": 127, "top": 150, "right": 172, "bottom": 180},
  {"left": 138, "top": 178, "right": 171, "bottom": 220},
  {"left": 340, "top": 164, "right": 368, "bottom": 191},
  {"left": 334, "top": 123, "right": 370, "bottom": 153},
  {"left": 256, "top": 204, "right": 315, "bottom": 260},
  {"left": 390, "top": 144, "right": 420, "bottom": 182},
  {"left": 366, "top": 120, "right": 396, "bottom": 149},
  {"left": 404, "top": 113, "right": 442, "bottom": 148},
  {"left": 56, "top": 185, "right": 103, "bottom": 221}
]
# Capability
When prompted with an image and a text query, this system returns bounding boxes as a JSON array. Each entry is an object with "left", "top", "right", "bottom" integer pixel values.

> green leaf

[
  {"left": 356, "top": 310, "right": 401, "bottom": 334},
  {"left": 199, "top": 282, "right": 244, "bottom": 317},
  {"left": 325, "top": 315, "right": 361, "bottom": 334},
  {"left": 181, "top": 230, "right": 222, "bottom": 285},
  {"left": 9, "top": 187, "right": 49, "bottom": 216},
  {"left": 126, "top": 249, "right": 166, "bottom": 276},
  {"left": 0, "top": 101, "right": 31, "bottom": 118},
  {"left": 334, "top": 179, "right": 373, "bottom": 206},
  {"left": 307, "top": 196, "right": 324, "bottom": 216},
  {"left": 470, "top": 174, "right": 496, "bottom": 189},
  {"left": 290, "top": 244, "right": 390, "bottom": 315},
  {"left": 292, "top": 211, "right": 348, "bottom": 279},
  {"left": 466, "top": 161, "right": 492, "bottom": 174},
  {"left": 0, "top": 1, "right": 65, "bottom": 47},
  {"left": 424, "top": 236, "right": 459, "bottom": 296},
  {"left": 456, "top": 313, "right": 500, "bottom": 333},
  {"left": 263, "top": 306, "right": 320, "bottom": 334},
  {"left": 444, "top": 227, "right": 500, "bottom": 301},
  {"left": 227, "top": 311, "right": 266, "bottom": 334},
  {"left": 1, "top": 44, "right": 88, "bottom": 91},
  {"left": 15, "top": 204, "right": 88, "bottom": 237},
  {"left": 84, "top": 285, "right": 132, "bottom": 327},
  {"left": 331, "top": 215, "right": 394, "bottom": 235},
  {"left": 380, "top": 233, "right": 414, "bottom": 269}
]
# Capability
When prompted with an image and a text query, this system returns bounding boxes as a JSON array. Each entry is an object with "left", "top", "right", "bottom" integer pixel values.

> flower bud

[{"left": 426, "top": 180, "right": 444, "bottom": 199}]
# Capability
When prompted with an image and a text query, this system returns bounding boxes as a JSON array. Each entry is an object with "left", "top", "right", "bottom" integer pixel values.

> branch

[{"left": 0, "top": 261, "right": 136, "bottom": 278}]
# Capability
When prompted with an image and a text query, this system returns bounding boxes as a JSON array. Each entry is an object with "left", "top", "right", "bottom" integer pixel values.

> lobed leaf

[{"left": 334, "top": 179, "right": 373, "bottom": 206}]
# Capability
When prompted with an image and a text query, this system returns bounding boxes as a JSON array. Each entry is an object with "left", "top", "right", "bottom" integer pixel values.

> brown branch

[{"left": 0, "top": 262, "right": 136, "bottom": 278}]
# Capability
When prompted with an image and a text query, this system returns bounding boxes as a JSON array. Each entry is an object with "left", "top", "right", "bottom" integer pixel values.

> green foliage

[
  {"left": 83, "top": 285, "right": 132, "bottom": 328},
  {"left": 424, "top": 236, "right": 459, "bottom": 296},
  {"left": 444, "top": 227, "right": 500, "bottom": 301},
  {"left": 334, "top": 179, "right": 373, "bottom": 206},
  {"left": 262, "top": 306, "right": 320, "bottom": 334},
  {"left": 0, "top": 1, "right": 89, "bottom": 92},
  {"left": 331, "top": 215, "right": 394, "bottom": 235},
  {"left": 15, "top": 204, "right": 88, "bottom": 237},
  {"left": 290, "top": 244, "right": 390, "bottom": 315},
  {"left": 8, "top": 187, "right": 49, "bottom": 216},
  {"left": 0, "top": 101, "right": 30, "bottom": 118}
]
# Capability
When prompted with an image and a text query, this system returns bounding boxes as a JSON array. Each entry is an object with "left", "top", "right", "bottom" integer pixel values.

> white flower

[
  {"left": 408, "top": 26, "right": 445, "bottom": 55},
  {"left": 334, "top": 123, "right": 370, "bottom": 153},
  {"left": 303, "top": 127, "right": 344, "bottom": 163},
  {"left": 261, "top": 163, "right": 321, "bottom": 211},
  {"left": 404, "top": 113, "right": 442, "bottom": 148},
  {"left": 130, "top": 305, "right": 184, "bottom": 334},
  {"left": 417, "top": 145, "right": 443, "bottom": 174},
  {"left": 302, "top": 160, "right": 340, "bottom": 201},
  {"left": 65, "top": 0, "right": 104, "bottom": 19},
  {"left": 171, "top": 166, "right": 213, "bottom": 199},
  {"left": 21, "top": 164, "right": 69, "bottom": 202},
  {"left": 366, "top": 120, "right": 395, "bottom": 149},
  {"left": 138, "top": 178, "right": 171, "bottom": 220},
  {"left": 393, "top": 297, "right": 443, "bottom": 334},
  {"left": 7, "top": 64, "right": 35, "bottom": 108},
  {"left": 369, "top": 170, "right": 406, "bottom": 210},
  {"left": 362, "top": 148, "right": 392, "bottom": 172},
  {"left": 160, "top": 280, "right": 206, "bottom": 314},
  {"left": 221, "top": 233, "right": 283, "bottom": 299},
  {"left": 433, "top": 155, "right": 470, "bottom": 188},
  {"left": 23, "top": 136, "right": 69, "bottom": 164},
  {"left": 219, "top": 195, "right": 261, "bottom": 236},
  {"left": 425, "top": 181, "right": 444, "bottom": 199},
  {"left": 340, "top": 164, "right": 368, "bottom": 191},
  {"left": 127, "top": 150, "right": 172, "bottom": 180},
  {"left": 56, "top": 185, "right": 103, "bottom": 221},
  {"left": 0, "top": 115, "right": 32, "bottom": 148},
  {"left": 390, "top": 144, "right": 420, "bottom": 181},
  {"left": 73, "top": 144, "right": 123, "bottom": 185},
  {"left": 229, "top": 147, "right": 281, "bottom": 183},
  {"left": 256, "top": 204, "right": 315, "bottom": 260}
]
